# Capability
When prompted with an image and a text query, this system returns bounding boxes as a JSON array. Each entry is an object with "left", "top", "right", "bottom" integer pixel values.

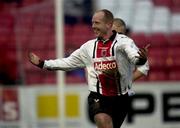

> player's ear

[{"left": 107, "top": 22, "right": 113, "bottom": 30}]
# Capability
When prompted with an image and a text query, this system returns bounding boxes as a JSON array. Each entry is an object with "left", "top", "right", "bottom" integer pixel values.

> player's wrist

[
  {"left": 136, "top": 58, "right": 147, "bottom": 65},
  {"left": 37, "top": 59, "right": 44, "bottom": 68}
]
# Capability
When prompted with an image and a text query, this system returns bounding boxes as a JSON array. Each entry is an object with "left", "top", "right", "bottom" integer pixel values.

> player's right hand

[
  {"left": 28, "top": 52, "right": 44, "bottom": 68},
  {"left": 28, "top": 52, "right": 40, "bottom": 65}
]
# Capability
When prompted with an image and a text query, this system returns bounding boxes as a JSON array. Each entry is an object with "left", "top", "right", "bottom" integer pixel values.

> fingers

[
  {"left": 135, "top": 44, "right": 150, "bottom": 65},
  {"left": 138, "top": 49, "right": 147, "bottom": 58},
  {"left": 138, "top": 43, "right": 150, "bottom": 58},
  {"left": 139, "top": 47, "right": 147, "bottom": 54},
  {"left": 144, "top": 43, "right": 151, "bottom": 49},
  {"left": 137, "top": 46, "right": 148, "bottom": 59},
  {"left": 144, "top": 43, "right": 151, "bottom": 53}
]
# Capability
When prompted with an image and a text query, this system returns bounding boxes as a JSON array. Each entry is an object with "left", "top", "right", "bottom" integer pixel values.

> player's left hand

[
  {"left": 136, "top": 43, "right": 150, "bottom": 65},
  {"left": 138, "top": 43, "right": 150, "bottom": 59}
]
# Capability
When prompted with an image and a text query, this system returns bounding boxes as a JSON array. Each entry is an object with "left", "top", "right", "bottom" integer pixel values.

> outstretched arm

[{"left": 28, "top": 48, "right": 86, "bottom": 71}]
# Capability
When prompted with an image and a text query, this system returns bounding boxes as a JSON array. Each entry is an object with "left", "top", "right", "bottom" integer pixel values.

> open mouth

[{"left": 93, "top": 28, "right": 100, "bottom": 35}]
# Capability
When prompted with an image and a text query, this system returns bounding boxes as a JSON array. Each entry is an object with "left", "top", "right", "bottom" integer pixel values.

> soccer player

[
  {"left": 112, "top": 18, "right": 150, "bottom": 82},
  {"left": 28, "top": 9, "right": 149, "bottom": 128}
]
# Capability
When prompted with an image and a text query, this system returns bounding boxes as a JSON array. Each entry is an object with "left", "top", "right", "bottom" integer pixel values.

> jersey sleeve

[
  {"left": 136, "top": 61, "right": 150, "bottom": 75},
  {"left": 43, "top": 47, "right": 86, "bottom": 71},
  {"left": 119, "top": 38, "right": 140, "bottom": 65}
]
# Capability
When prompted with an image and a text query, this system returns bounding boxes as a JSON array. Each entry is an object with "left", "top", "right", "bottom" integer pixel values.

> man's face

[{"left": 92, "top": 12, "right": 110, "bottom": 38}]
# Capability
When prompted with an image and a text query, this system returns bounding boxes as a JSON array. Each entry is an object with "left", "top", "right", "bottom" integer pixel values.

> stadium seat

[
  {"left": 22, "top": 0, "right": 43, "bottom": 6},
  {"left": 25, "top": 72, "right": 43, "bottom": 85},
  {"left": 167, "top": 33, "right": 180, "bottom": 46},
  {"left": 64, "top": 24, "right": 74, "bottom": 44},
  {"left": 151, "top": 7, "right": 170, "bottom": 33},
  {"left": 170, "top": 13, "right": 180, "bottom": 33},
  {"left": 172, "top": 0, "right": 180, "bottom": 6},
  {"left": 25, "top": 70, "right": 56, "bottom": 85},
  {"left": 171, "top": 0, "right": 180, "bottom": 12},
  {"left": 0, "top": 13, "right": 14, "bottom": 44},
  {"left": 169, "top": 66, "right": 180, "bottom": 80},
  {"left": 130, "top": 33, "right": 149, "bottom": 47},
  {"left": 66, "top": 75, "right": 86, "bottom": 84},
  {"left": 148, "top": 69, "right": 169, "bottom": 81},
  {"left": 147, "top": 33, "right": 168, "bottom": 47},
  {"left": 148, "top": 47, "right": 168, "bottom": 69},
  {"left": 167, "top": 47, "right": 180, "bottom": 67},
  {"left": 43, "top": 74, "right": 56, "bottom": 84},
  {"left": 152, "top": 0, "right": 173, "bottom": 8},
  {"left": 70, "top": 23, "right": 94, "bottom": 47},
  {"left": 131, "top": 0, "right": 153, "bottom": 33},
  {"left": 115, "top": 0, "right": 135, "bottom": 25},
  {"left": 96, "top": 0, "right": 119, "bottom": 15}
]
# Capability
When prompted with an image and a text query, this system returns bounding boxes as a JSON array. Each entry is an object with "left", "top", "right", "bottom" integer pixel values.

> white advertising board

[{"left": 0, "top": 82, "right": 180, "bottom": 128}]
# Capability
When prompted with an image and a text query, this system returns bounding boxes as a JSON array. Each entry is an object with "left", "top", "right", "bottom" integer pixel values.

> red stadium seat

[
  {"left": 172, "top": 0, "right": 180, "bottom": 12},
  {"left": 148, "top": 47, "right": 168, "bottom": 69},
  {"left": 169, "top": 69, "right": 180, "bottom": 80},
  {"left": 167, "top": 33, "right": 180, "bottom": 46},
  {"left": 130, "top": 33, "right": 149, "bottom": 47},
  {"left": 147, "top": 33, "right": 168, "bottom": 47},
  {"left": 67, "top": 23, "right": 94, "bottom": 47},
  {"left": 43, "top": 74, "right": 56, "bottom": 83},
  {"left": 167, "top": 47, "right": 180, "bottom": 68},
  {"left": 25, "top": 71, "right": 56, "bottom": 85},
  {"left": 66, "top": 75, "right": 86, "bottom": 84},
  {"left": 152, "top": 0, "right": 173, "bottom": 9},
  {"left": 171, "top": 0, "right": 180, "bottom": 12},
  {"left": 148, "top": 69, "right": 169, "bottom": 81}
]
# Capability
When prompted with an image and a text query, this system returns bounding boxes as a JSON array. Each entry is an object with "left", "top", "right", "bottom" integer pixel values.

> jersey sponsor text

[{"left": 94, "top": 60, "right": 117, "bottom": 71}]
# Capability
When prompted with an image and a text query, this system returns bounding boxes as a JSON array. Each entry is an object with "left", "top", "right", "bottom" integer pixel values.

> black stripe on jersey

[
  {"left": 96, "top": 76, "right": 100, "bottom": 94},
  {"left": 112, "top": 40, "right": 117, "bottom": 56},
  {"left": 117, "top": 78, "right": 122, "bottom": 95},
  {"left": 93, "top": 40, "right": 98, "bottom": 58}
]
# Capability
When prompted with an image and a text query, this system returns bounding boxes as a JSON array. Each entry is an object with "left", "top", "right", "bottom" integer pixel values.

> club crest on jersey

[
  {"left": 94, "top": 60, "right": 117, "bottom": 71},
  {"left": 101, "top": 49, "right": 107, "bottom": 57}
]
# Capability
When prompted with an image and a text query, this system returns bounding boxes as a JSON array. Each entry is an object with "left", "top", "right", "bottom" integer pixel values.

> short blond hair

[{"left": 113, "top": 18, "right": 126, "bottom": 34}]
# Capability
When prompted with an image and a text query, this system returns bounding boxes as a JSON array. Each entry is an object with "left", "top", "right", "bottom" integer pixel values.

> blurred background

[{"left": 0, "top": 0, "right": 180, "bottom": 128}]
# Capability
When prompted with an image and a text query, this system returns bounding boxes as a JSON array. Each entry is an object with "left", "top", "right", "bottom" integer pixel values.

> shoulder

[
  {"left": 115, "top": 34, "right": 139, "bottom": 50},
  {"left": 81, "top": 38, "right": 97, "bottom": 49},
  {"left": 116, "top": 34, "right": 134, "bottom": 44}
]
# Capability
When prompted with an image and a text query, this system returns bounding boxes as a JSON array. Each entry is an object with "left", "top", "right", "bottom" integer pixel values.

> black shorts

[{"left": 88, "top": 91, "right": 130, "bottom": 128}]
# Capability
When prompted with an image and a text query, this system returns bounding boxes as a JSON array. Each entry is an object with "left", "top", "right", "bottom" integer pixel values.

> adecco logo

[{"left": 94, "top": 60, "right": 117, "bottom": 71}]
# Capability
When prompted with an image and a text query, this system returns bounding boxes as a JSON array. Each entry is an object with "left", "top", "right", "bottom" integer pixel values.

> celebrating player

[{"left": 28, "top": 9, "right": 149, "bottom": 128}]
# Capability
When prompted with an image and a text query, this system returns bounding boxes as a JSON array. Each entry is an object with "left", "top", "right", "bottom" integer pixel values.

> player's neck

[{"left": 102, "top": 30, "right": 113, "bottom": 40}]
